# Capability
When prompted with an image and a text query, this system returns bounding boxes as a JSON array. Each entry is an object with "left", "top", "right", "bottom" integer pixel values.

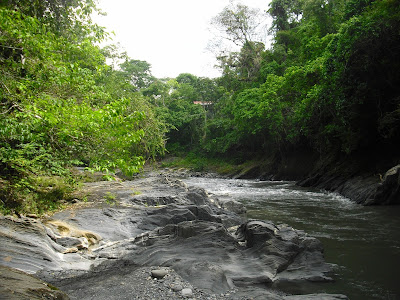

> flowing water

[{"left": 183, "top": 177, "right": 400, "bottom": 300}]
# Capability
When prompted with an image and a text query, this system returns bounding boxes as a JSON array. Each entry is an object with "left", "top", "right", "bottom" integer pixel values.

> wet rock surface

[
  {"left": 0, "top": 171, "right": 347, "bottom": 299},
  {"left": 295, "top": 155, "right": 400, "bottom": 206}
]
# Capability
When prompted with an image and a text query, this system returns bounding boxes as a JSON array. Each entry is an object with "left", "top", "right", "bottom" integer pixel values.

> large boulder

[{"left": 235, "top": 220, "right": 332, "bottom": 285}]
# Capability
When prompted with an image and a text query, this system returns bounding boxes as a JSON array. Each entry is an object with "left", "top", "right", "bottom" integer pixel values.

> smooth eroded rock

[
  {"left": 151, "top": 269, "right": 168, "bottom": 279},
  {"left": 181, "top": 288, "right": 193, "bottom": 297},
  {"left": 0, "top": 172, "right": 345, "bottom": 300},
  {"left": 170, "top": 283, "right": 183, "bottom": 291}
]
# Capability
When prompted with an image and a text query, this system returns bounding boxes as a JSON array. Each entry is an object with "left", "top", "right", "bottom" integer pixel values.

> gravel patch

[{"left": 57, "top": 266, "right": 258, "bottom": 300}]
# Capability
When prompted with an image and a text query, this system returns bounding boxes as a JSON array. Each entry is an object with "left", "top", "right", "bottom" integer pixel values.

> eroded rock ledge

[{"left": 0, "top": 172, "right": 347, "bottom": 299}]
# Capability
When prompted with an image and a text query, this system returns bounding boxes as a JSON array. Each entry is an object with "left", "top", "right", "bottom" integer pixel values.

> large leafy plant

[{"left": 0, "top": 5, "right": 164, "bottom": 214}]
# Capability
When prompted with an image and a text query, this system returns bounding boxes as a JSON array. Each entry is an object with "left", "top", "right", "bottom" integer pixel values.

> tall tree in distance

[
  {"left": 268, "top": 0, "right": 303, "bottom": 32},
  {"left": 211, "top": 1, "right": 266, "bottom": 47},
  {"left": 210, "top": 1, "right": 268, "bottom": 84},
  {"left": 119, "top": 59, "right": 155, "bottom": 91}
]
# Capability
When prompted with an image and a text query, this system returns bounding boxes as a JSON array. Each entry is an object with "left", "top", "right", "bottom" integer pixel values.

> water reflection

[{"left": 184, "top": 177, "right": 400, "bottom": 300}]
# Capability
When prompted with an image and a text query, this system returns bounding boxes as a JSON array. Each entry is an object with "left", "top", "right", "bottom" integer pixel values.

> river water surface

[{"left": 183, "top": 177, "right": 400, "bottom": 300}]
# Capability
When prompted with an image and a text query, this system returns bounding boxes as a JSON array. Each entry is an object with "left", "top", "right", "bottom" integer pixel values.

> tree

[
  {"left": 161, "top": 79, "right": 205, "bottom": 149},
  {"left": 237, "top": 41, "right": 265, "bottom": 81},
  {"left": 176, "top": 73, "right": 198, "bottom": 86},
  {"left": 268, "top": 0, "right": 303, "bottom": 32},
  {"left": 0, "top": 3, "right": 166, "bottom": 214},
  {"left": 211, "top": 1, "right": 266, "bottom": 47},
  {"left": 142, "top": 80, "right": 169, "bottom": 106},
  {"left": 1, "top": 0, "right": 105, "bottom": 41},
  {"left": 119, "top": 59, "right": 155, "bottom": 91},
  {"left": 211, "top": 2, "right": 268, "bottom": 85}
]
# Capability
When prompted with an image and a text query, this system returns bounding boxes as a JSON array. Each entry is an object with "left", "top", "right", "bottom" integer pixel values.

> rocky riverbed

[{"left": 0, "top": 171, "right": 348, "bottom": 299}]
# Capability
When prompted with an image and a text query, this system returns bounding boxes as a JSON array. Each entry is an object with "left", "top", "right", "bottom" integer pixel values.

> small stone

[
  {"left": 171, "top": 283, "right": 183, "bottom": 292},
  {"left": 181, "top": 288, "right": 193, "bottom": 297},
  {"left": 151, "top": 269, "right": 168, "bottom": 279}
]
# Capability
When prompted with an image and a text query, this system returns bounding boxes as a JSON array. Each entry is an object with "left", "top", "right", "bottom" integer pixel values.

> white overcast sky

[{"left": 93, "top": 0, "right": 272, "bottom": 79}]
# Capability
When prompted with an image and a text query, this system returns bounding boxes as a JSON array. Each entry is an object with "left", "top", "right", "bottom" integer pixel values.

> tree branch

[
  {"left": 1, "top": 81, "right": 11, "bottom": 94},
  {"left": 0, "top": 44, "right": 24, "bottom": 51}
]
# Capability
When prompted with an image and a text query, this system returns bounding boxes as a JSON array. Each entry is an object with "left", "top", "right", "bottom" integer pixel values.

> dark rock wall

[{"left": 236, "top": 148, "right": 400, "bottom": 205}]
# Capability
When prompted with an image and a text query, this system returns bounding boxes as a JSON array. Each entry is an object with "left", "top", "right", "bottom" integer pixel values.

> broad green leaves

[{"left": 0, "top": 4, "right": 166, "bottom": 214}]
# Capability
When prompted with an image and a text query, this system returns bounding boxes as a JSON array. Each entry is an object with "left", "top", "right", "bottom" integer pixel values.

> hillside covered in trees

[
  {"left": 1, "top": 0, "right": 399, "bottom": 214},
  {"left": 156, "top": 0, "right": 400, "bottom": 204},
  {"left": 167, "top": 0, "right": 400, "bottom": 160}
]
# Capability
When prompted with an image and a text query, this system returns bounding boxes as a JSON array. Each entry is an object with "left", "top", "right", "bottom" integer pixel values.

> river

[{"left": 183, "top": 177, "right": 400, "bottom": 300}]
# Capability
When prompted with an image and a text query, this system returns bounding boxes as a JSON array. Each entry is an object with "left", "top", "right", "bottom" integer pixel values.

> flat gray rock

[{"left": 0, "top": 171, "right": 348, "bottom": 300}]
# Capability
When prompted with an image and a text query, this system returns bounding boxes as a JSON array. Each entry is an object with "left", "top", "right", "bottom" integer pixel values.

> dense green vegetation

[
  {"left": 166, "top": 0, "right": 400, "bottom": 163},
  {"left": 1, "top": 0, "right": 399, "bottom": 214},
  {"left": 0, "top": 0, "right": 165, "bottom": 213}
]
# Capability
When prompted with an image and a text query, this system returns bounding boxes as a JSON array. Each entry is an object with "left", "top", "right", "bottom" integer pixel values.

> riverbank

[
  {"left": 167, "top": 148, "right": 400, "bottom": 205},
  {"left": 0, "top": 170, "right": 348, "bottom": 300}
]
